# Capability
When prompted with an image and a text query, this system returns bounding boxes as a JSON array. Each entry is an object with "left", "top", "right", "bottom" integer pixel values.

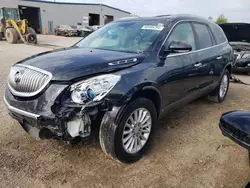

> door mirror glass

[{"left": 165, "top": 40, "right": 192, "bottom": 54}]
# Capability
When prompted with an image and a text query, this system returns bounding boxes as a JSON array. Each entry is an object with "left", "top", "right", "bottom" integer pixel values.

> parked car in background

[
  {"left": 4, "top": 15, "right": 233, "bottom": 163},
  {"left": 76, "top": 26, "right": 93, "bottom": 37},
  {"left": 54, "top": 25, "right": 78, "bottom": 37},
  {"left": 220, "top": 23, "right": 250, "bottom": 74},
  {"left": 88, "top": 25, "right": 102, "bottom": 31}
]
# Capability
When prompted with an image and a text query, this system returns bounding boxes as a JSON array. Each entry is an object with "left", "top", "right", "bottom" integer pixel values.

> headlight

[{"left": 70, "top": 74, "right": 120, "bottom": 104}]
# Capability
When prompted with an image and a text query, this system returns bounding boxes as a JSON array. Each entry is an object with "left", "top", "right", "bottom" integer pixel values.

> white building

[{"left": 0, "top": 0, "right": 131, "bottom": 34}]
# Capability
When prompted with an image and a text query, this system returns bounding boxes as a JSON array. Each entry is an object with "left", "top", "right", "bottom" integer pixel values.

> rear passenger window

[
  {"left": 165, "top": 23, "right": 196, "bottom": 51},
  {"left": 193, "top": 23, "right": 213, "bottom": 49},
  {"left": 212, "top": 24, "right": 228, "bottom": 44}
]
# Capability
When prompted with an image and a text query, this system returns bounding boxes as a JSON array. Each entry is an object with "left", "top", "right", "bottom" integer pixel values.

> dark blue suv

[{"left": 4, "top": 15, "right": 233, "bottom": 163}]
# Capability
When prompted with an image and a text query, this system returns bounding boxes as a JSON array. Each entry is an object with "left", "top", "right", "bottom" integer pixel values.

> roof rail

[{"left": 155, "top": 15, "right": 171, "bottom": 17}]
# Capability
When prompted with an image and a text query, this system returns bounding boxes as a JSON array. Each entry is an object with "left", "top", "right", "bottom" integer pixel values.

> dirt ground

[{"left": 0, "top": 35, "right": 249, "bottom": 188}]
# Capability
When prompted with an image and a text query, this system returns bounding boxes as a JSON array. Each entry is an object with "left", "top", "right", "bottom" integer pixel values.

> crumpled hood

[
  {"left": 220, "top": 23, "right": 250, "bottom": 43},
  {"left": 17, "top": 48, "right": 145, "bottom": 81}
]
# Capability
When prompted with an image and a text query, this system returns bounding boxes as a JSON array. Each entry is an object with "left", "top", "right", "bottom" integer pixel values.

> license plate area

[
  {"left": 9, "top": 111, "right": 38, "bottom": 127},
  {"left": 9, "top": 111, "right": 41, "bottom": 140}
]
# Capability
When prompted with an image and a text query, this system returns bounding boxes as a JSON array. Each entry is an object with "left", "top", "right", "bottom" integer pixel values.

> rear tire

[
  {"left": 64, "top": 32, "right": 69, "bottom": 37},
  {"left": 0, "top": 32, "right": 3, "bottom": 40},
  {"left": 27, "top": 27, "right": 36, "bottom": 35},
  {"left": 5, "top": 28, "right": 18, "bottom": 43},
  {"left": 99, "top": 98, "right": 157, "bottom": 163},
  {"left": 26, "top": 33, "right": 37, "bottom": 44},
  {"left": 207, "top": 69, "right": 230, "bottom": 103}
]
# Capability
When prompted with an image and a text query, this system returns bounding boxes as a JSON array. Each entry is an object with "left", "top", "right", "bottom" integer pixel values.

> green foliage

[{"left": 215, "top": 14, "right": 228, "bottom": 24}]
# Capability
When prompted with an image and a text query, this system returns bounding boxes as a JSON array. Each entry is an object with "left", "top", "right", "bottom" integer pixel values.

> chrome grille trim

[
  {"left": 8, "top": 64, "right": 52, "bottom": 97},
  {"left": 3, "top": 96, "right": 40, "bottom": 119}
]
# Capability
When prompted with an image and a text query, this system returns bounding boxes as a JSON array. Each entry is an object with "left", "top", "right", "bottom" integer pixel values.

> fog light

[{"left": 248, "top": 63, "right": 250, "bottom": 67}]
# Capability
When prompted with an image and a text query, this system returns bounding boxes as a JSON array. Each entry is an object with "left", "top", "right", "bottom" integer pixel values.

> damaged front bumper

[
  {"left": 4, "top": 96, "right": 94, "bottom": 141},
  {"left": 4, "top": 84, "right": 111, "bottom": 142}
]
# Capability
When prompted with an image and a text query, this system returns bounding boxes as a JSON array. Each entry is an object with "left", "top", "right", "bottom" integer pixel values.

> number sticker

[{"left": 141, "top": 25, "right": 164, "bottom": 31}]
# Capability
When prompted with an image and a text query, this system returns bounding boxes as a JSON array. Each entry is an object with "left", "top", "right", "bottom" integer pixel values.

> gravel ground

[{"left": 0, "top": 35, "right": 249, "bottom": 188}]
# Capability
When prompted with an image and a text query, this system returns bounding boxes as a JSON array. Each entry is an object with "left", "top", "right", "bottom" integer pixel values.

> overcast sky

[{"left": 53, "top": 0, "right": 250, "bottom": 22}]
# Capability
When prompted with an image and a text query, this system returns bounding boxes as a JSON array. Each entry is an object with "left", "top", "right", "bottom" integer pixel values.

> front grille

[{"left": 8, "top": 65, "right": 52, "bottom": 97}]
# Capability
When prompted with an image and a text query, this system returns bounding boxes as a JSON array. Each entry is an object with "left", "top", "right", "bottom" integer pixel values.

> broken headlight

[{"left": 70, "top": 74, "right": 121, "bottom": 104}]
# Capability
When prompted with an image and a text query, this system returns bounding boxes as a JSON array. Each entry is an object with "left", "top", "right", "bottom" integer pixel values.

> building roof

[{"left": 20, "top": 0, "right": 131, "bottom": 14}]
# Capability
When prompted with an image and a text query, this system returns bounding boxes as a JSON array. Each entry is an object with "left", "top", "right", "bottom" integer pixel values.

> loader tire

[
  {"left": 27, "top": 27, "right": 36, "bottom": 35},
  {"left": 26, "top": 33, "right": 37, "bottom": 44},
  {"left": 5, "top": 28, "right": 18, "bottom": 43},
  {"left": 0, "top": 32, "right": 3, "bottom": 40}
]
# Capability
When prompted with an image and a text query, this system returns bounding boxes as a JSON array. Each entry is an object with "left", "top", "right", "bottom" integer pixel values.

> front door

[{"left": 159, "top": 22, "right": 199, "bottom": 107}]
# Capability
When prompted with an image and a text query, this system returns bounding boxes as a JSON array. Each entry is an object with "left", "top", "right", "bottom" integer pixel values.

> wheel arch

[
  {"left": 116, "top": 83, "right": 162, "bottom": 118},
  {"left": 225, "top": 63, "right": 232, "bottom": 76},
  {"left": 132, "top": 86, "right": 161, "bottom": 117},
  {"left": 223, "top": 63, "right": 232, "bottom": 77}
]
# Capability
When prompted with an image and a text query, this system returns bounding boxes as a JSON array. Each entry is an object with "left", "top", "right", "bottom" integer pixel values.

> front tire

[
  {"left": 99, "top": 98, "right": 157, "bottom": 163},
  {"left": 5, "top": 28, "right": 18, "bottom": 43},
  {"left": 207, "top": 69, "right": 230, "bottom": 103}
]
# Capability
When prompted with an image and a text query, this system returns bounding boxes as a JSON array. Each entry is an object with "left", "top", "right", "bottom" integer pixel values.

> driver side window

[{"left": 165, "top": 22, "right": 196, "bottom": 51}]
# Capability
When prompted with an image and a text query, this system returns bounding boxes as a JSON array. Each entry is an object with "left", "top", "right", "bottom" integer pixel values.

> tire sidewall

[
  {"left": 218, "top": 69, "right": 230, "bottom": 102},
  {"left": 5, "top": 28, "right": 18, "bottom": 43},
  {"left": 26, "top": 33, "right": 37, "bottom": 44},
  {"left": 5, "top": 28, "right": 13, "bottom": 43},
  {"left": 114, "top": 98, "right": 157, "bottom": 163}
]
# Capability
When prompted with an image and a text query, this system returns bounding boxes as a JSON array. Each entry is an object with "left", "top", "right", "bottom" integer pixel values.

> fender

[
  {"left": 113, "top": 82, "right": 162, "bottom": 106},
  {"left": 222, "top": 62, "right": 232, "bottom": 77}
]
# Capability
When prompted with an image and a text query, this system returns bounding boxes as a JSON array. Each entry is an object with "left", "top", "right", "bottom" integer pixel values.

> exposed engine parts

[{"left": 67, "top": 113, "right": 91, "bottom": 138}]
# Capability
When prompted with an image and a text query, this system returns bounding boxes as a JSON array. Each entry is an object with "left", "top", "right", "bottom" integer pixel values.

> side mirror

[
  {"left": 219, "top": 111, "right": 250, "bottom": 150},
  {"left": 164, "top": 40, "right": 192, "bottom": 54}
]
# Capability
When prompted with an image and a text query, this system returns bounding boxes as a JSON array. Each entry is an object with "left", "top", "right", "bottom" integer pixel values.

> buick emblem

[{"left": 14, "top": 71, "right": 21, "bottom": 84}]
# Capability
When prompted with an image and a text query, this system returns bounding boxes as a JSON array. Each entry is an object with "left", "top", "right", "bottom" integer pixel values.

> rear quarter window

[{"left": 210, "top": 23, "right": 228, "bottom": 44}]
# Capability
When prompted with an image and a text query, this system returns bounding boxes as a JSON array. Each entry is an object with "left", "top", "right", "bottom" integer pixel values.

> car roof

[{"left": 116, "top": 14, "right": 210, "bottom": 24}]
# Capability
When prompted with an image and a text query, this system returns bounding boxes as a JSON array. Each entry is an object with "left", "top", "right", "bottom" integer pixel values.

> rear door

[{"left": 191, "top": 22, "right": 220, "bottom": 90}]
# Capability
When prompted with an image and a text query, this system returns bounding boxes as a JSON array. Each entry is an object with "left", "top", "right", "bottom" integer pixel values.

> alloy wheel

[
  {"left": 219, "top": 74, "right": 229, "bottom": 99},
  {"left": 122, "top": 108, "right": 152, "bottom": 154}
]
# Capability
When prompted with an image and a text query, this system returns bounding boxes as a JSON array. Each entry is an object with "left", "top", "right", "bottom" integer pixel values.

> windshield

[
  {"left": 3, "top": 8, "right": 19, "bottom": 20},
  {"left": 75, "top": 21, "right": 165, "bottom": 53}
]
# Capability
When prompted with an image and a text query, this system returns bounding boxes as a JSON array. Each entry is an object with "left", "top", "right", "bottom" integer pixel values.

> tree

[
  {"left": 216, "top": 14, "right": 228, "bottom": 24},
  {"left": 208, "top": 16, "right": 213, "bottom": 21}
]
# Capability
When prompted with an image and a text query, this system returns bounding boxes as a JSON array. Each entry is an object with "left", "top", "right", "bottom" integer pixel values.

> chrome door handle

[
  {"left": 217, "top": 56, "right": 223, "bottom": 60},
  {"left": 194, "top": 63, "right": 202, "bottom": 67}
]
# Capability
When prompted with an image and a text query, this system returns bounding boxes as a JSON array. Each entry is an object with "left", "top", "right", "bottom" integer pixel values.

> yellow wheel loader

[{"left": 0, "top": 7, "right": 37, "bottom": 44}]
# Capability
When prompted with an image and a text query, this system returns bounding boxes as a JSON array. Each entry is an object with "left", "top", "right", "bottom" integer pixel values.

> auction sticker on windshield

[{"left": 141, "top": 25, "right": 164, "bottom": 31}]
